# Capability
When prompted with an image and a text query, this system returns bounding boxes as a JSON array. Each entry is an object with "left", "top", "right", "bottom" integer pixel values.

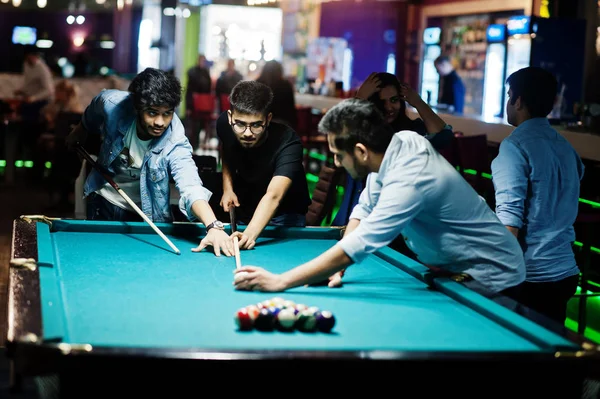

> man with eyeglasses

[{"left": 216, "top": 80, "right": 311, "bottom": 249}]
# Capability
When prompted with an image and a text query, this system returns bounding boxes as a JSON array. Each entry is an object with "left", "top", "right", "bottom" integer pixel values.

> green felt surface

[{"left": 35, "top": 220, "right": 571, "bottom": 353}]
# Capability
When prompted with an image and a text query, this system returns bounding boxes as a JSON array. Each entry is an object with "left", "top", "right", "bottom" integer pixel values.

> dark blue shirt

[{"left": 439, "top": 70, "right": 465, "bottom": 114}]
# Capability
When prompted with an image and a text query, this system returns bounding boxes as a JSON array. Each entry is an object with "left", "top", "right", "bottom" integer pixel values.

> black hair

[
  {"left": 318, "top": 98, "right": 395, "bottom": 154},
  {"left": 434, "top": 55, "right": 450, "bottom": 65},
  {"left": 506, "top": 66, "right": 557, "bottom": 118},
  {"left": 229, "top": 80, "right": 273, "bottom": 116},
  {"left": 128, "top": 68, "right": 182, "bottom": 112},
  {"left": 366, "top": 72, "right": 412, "bottom": 131}
]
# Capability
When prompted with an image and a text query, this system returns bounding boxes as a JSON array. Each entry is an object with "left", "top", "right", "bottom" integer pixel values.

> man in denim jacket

[{"left": 66, "top": 68, "right": 233, "bottom": 257}]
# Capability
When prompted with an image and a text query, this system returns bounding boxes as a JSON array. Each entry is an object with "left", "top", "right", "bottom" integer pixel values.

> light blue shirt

[
  {"left": 82, "top": 89, "right": 212, "bottom": 222},
  {"left": 491, "top": 118, "right": 584, "bottom": 282},
  {"left": 337, "top": 131, "right": 526, "bottom": 294}
]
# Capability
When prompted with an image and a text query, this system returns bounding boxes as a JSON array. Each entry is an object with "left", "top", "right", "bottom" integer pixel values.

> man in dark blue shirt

[
  {"left": 434, "top": 56, "right": 465, "bottom": 114},
  {"left": 491, "top": 66, "right": 584, "bottom": 326}
]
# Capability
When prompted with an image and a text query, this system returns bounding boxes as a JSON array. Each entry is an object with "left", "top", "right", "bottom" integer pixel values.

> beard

[{"left": 349, "top": 155, "right": 370, "bottom": 180}]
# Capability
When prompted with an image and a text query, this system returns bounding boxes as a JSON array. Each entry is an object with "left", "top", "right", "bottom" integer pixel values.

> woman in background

[{"left": 333, "top": 72, "right": 454, "bottom": 227}]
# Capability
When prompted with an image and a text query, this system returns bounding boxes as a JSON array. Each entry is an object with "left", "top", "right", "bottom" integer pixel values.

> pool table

[{"left": 5, "top": 216, "right": 600, "bottom": 397}]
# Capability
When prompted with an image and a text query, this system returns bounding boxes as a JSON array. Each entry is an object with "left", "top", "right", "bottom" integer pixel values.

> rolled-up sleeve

[
  {"left": 167, "top": 119, "right": 212, "bottom": 221},
  {"left": 491, "top": 139, "right": 530, "bottom": 229},
  {"left": 338, "top": 177, "right": 423, "bottom": 263}
]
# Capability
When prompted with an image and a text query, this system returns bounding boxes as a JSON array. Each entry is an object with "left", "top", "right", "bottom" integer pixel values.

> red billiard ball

[
  {"left": 234, "top": 308, "right": 253, "bottom": 331},
  {"left": 315, "top": 310, "right": 335, "bottom": 333}
]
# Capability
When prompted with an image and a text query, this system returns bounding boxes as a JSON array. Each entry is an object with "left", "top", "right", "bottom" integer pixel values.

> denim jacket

[{"left": 82, "top": 89, "right": 211, "bottom": 222}]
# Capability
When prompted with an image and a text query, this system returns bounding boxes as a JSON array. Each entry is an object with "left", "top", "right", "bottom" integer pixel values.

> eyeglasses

[{"left": 230, "top": 121, "right": 266, "bottom": 135}]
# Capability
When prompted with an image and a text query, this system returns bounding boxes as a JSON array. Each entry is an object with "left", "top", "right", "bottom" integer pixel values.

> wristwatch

[{"left": 206, "top": 220, "right": 225, "bottom": 232}]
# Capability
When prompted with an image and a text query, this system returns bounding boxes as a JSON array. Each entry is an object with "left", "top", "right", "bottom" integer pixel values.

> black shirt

[{"left": 216, "top": 111, "right": 311, "bottom": 222}]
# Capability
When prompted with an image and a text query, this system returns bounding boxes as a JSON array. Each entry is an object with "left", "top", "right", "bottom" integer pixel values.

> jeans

[{"left": 86, "top": 192, "right": 142, "bottom": 222}]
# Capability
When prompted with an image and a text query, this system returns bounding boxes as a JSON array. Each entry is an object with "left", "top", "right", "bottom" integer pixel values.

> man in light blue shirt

[
  {"left": 491, "top": 67, "right": 584, "bottom": 324},
  {"left": 66, "top": 68, "right": 233, "bottom": 257},
  {"left": 232, "top": 99, "right": 525, "bottom": 299}
]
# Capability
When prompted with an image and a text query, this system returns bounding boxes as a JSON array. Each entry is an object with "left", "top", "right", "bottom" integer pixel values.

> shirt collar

[{"left": 514, "top": 117, "right": 550, "bottom": 131}]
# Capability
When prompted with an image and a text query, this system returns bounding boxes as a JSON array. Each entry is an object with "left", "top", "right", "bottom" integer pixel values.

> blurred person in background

[
  {"left": 13, "top": 45, "right": 55, "bottom": 164},
  {"left": 434, "top": 55, "right": 465, "bottom": 114},
  {"left": 216, "top": 58, "right": 244, "bottom": 113},
  {"left": 257, "top": 60, "right": 297, "bottom": 130}
]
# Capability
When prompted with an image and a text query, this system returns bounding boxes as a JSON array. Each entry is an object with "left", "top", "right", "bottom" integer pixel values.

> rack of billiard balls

[{"left": 234, "top": 297, "right": 336, "bottom": 333}]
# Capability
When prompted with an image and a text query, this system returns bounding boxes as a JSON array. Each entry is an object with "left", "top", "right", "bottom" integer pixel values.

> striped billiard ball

[
  {"left": 276, "top": 308, "right": 297, "bottom": 331},
  {"left": 295, "top": 309, "right": 317, "bottom": 332},
  {"left": 245, "top": 305, "right": 260, "bottom": 321}
]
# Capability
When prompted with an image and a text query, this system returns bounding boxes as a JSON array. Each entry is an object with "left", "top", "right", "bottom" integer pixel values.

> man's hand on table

[
  {"left": 192, "top": 228, "right": 234, "bottom": 257},
  {"left": 233, "top": 266, "right": 287, "bottom": 292}
]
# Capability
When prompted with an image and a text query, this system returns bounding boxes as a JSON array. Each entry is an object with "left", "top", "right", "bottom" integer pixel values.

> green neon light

[
  {"left": 45, "top": 162, "right": 52, "bottom": 169},
  {"left": 0, "top": 160, "right": 5, "bottom": 167},
  {"left": 585, "top": 279, "right": 600, "bottom": 289},
  {"left": 306, "top": 173, "right": 318, "bottom": 183},
  {"left": 308, "top": 152, "right": 327, "bottom": 162},
  {"left": 462, "top": 168, "right": 492, "bottom": 179},
  {"left": 565, "top": 319, "right": 600, "bottom": 343},
  {"left": 573, "top": 241, "right": 600, "bottom": 255},
  {"left": 14, "top": 160, "right": 23, "bottom": 167},
  {"left": 24, "top": 161, "right": 33, "bottom": 168},
  {"left": 579, "top": 198, "right": 600, "bottom": 208},
  {"left": 458, "top": 167, "right": 600, "bottom": 207}
]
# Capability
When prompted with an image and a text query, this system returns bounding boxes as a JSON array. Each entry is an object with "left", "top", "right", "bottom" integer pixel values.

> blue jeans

[
  {"left": 238, "top": 213, "right": 306, "bottom": 228},
  {"left": 86, "top": 192, "right": 143, "bottom": 222}
]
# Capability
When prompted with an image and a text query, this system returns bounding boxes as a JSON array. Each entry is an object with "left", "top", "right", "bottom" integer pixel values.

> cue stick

[
  {"left": 74, "top": 144, "right": 181, "bottom": 255},
  {"left": 229, "top": 208, "right": 241, "bottom": 269}
]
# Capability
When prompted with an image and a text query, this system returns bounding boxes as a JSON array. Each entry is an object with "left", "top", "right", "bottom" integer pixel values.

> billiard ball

[
  {"left": 315, "top": 310, "right": 336, "bottom": 333},
  {"left": 261, "top": 299, "right": 272, "bottom": 308},
  {"left": 234, "top": 308, "right": 253, "bottom": 331},
  {"left": 295, "top": 309, "right": 317, "bottom": 332},
  {"left": 271, "top": 297, "right": 285, "bottom": 305},
  {"left": 307, "top": 306, "right": 320, "bottom": 315},
  {"left": 282, "top": 300, "right": 296, "bottom": 309},
  {"left": 254, "top": 308, "right": 276, "bottom": 331},
  {"left": 267, "top": 306, "right": 281, "bottom": 317},
  {"left": 295, "top": 303, "right": 308, "bottom": 312},
  {"left": 245, "top": 305, "right": 260, "bottom": 321},
  {"left": 276, "top": 308, "right": 297, "bottom": 331}
]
